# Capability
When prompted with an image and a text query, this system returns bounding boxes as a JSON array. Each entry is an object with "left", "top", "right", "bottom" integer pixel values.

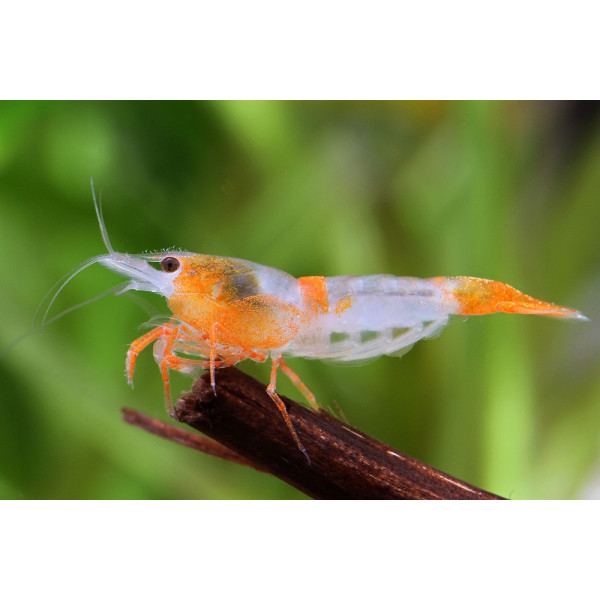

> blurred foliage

[{"left": 0, "top": 100, "right": 598, "bottom": 499}]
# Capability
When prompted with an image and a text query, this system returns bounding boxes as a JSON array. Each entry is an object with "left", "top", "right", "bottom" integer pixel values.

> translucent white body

[
  {"left": 286, "top": 275, "right": 456, "bottom": 361},
  {"left": 230, "top": 262, "right": 458, "bottom": 362}
]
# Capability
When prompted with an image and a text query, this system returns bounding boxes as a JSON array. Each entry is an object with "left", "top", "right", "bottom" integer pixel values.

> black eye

[{"left": 161, "top": 257, "right": 180, "bottom": 273}]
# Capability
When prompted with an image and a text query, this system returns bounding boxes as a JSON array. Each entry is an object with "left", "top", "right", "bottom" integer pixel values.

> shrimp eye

[{"left": 161, "top": 257, "right": 180, "bottom": 273}]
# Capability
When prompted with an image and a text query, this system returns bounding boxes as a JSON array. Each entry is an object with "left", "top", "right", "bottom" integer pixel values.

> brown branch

[
  {"left": 124, "top": 367, "right": 504, "bottom": 500},
  {"left": 122, "top": 408, "right": 265, "bottom": 472}
]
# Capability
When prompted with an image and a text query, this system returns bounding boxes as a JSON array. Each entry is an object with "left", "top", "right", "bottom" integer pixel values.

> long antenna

[
  {"left": 91, "top": 177, "right": 115, "bottom": 254},
  {"left": 2, "top": 282, "right": 130, "bottom": 360}
]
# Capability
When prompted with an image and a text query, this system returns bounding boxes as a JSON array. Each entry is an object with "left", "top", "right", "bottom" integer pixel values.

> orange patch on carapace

[{"left": 298, "top": 276, "right": 329, "bottom": 315}]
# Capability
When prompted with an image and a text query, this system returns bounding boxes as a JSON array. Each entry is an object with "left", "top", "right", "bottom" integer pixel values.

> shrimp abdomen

[
  {"left": 284, "top": 274, "right": 586, "bottom": 362},
  {"left": 286, "top": 275, "right": 454, "bottom": 361}
]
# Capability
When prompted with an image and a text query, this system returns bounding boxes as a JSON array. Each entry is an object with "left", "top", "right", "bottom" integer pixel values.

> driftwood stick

[
  {"left": 122, "top": 407, "right": 264, "bottom": 471},
  {"left": 159, "top": 367, "right": 505, "bottom": 500}
]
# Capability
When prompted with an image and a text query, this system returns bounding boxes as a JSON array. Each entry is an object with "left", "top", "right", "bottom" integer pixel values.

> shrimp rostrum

[{"left": 46, "top": 190, "right": 588, "bottom": 462}]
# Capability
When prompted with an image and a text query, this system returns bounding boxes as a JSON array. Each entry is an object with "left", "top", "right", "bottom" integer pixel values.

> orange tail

[{"left": 449, "top": 277, "right": 588, "bottom": 320}]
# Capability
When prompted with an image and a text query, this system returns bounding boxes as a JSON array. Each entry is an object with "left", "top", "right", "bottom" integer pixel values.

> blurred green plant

[{"left": 0, "top": 100, "right": 598, "bottom": 499}]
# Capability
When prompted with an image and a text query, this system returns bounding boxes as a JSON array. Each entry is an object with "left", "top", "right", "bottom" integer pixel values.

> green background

[{"left": 1, "top": 100, "right": 598, "bottom": 499}]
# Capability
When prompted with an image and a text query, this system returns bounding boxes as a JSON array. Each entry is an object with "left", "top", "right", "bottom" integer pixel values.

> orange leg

[
  {"left": 162, "top": 347, "right": 217, "bottom": 408},
  {"left": 268, "top": 358, "right": 310, "bottom": 465},
  {"left": 126, "top": 324, "right": 175, "bottom": 388},
  {"left": 200, "top": 356, "right": 244, "bottom": 369},
  {"left": 278, "top": 358, "right": 319, "bottom": 411},
  {"left": 127, "top": 324, "right": 184, "bottom": 415},
  {"left": 128, "top": 323, "right": 204, "bottom": 415},
  {"left": 158, "top": 331, "right": 177, "bottom": 414},
  {"left": 154, "top": 327, "right": 220, "bottom": 415},
  {"left": 199, "top": 358, "right": 238, "bottom": 369},
  {"left": 153, "top": 326, "right": 229, "bottom": 414},
  {"left": 209, "top": 322, "right": 218, "bottom": 395},
  {"left": 208, "top": 322, "right": 268, "bottom": 395},
  {"left": 165, "top": 354, "right": 211, "bottom": 374}
]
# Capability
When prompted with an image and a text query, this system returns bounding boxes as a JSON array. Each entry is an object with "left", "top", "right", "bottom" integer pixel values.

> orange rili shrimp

[{"left": 46, "top": 188, "right": 588, "bottom": 462}]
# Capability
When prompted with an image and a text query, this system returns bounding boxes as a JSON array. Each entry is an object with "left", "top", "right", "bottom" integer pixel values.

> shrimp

[{"left": 46, "top": 186, "right": 588, "bottom": 463}]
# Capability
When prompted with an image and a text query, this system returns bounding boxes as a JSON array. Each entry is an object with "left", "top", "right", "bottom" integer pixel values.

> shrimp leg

[
  {"left": 126, "top": 323, "right": 183, "bottom": 414},
  {"left": 278, "top": 358, "right": 319, "bottom": 411},
  {"left": 207, "top": 321, "right": 269, "bottom": 394},
  {"left": 126, "top": 324, "right": 175, "bottom": 388},
  {"left": 268, "top": 357, "right": 310, "bottom": 465},
  {"left": 155, "top": 328, "right": 180, "bottom": 414},
  {"left": 209, "top": 322, "right": 219, "bottom": 395},
  {"left": 149, "top": 324, "right": 207, "bottom": 414},
  {"left": 128, "top": 323, "right": 207, "bottom": 414}
]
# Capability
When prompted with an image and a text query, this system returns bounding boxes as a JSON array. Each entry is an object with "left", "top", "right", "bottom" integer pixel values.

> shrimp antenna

[
  {"left": 36, "top": 254, "right": 106, "bottom": 327},
  {"left": 1, "top": 282, "right": 132, "bottom": 360},
  {"left": 34, "top": 182, "right": 120, "bottom": 329},
  {"left": 91, "top": 177, "right": 115, "bottom": 254},
  {"left": 41, "top": 281, "right": 131, "bottom": 328}
]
